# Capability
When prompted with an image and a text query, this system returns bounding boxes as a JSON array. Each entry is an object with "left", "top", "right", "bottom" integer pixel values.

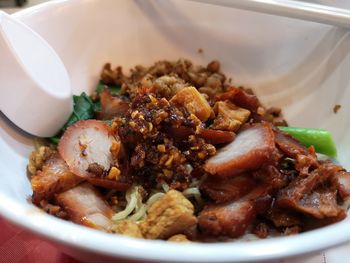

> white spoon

[
  {"left": 0, "top": 11, "right": 72, "bottom": 137},
  {"left": 190, "top": 0, "right": 350, "bottom": 29}
]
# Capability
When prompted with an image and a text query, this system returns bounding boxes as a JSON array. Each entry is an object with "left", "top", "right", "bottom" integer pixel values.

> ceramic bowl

[{"left": 1, "top": 0, "right": 350, "bottom": 262}]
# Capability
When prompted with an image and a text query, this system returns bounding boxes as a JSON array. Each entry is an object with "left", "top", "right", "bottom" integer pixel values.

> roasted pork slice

[
  {"left": 31, "top": 154, "right": 83, "bottom": 205},
  {"left": 200, "top": 174, "right": 257, "bottom": 203},
  {"left": 166, "top": 126, "right": 235, "bottom": 145},
  {"left": 59, "top": 120, "right": 115, "bottom": 178},
  {"left": 204, "top": 122, "right": 276, "bottom": 177},
  {"left": 58, "top": 120, "right": 128, "bottom": 190},
  {"left": 140, "top": 190, "right": 197, "bottom": 239},
  {"left": 96, "top": 90, "right": 129, "bottom": 120},
  {"left": 253, "top": 165, "right": 287, "bottom": 191},
  {"left": 86, "top": 177, "right": 131, "bottom": 190},
  {"left": 56, "top": 182, "right": 113, "bottom": 231},
  {"left": 198, "top": 200, "right": 255, "bottom": 238},
  {"left": 198, "top": 186, "right": 272, "bottom": 238},
  {"left": 274, "top": 128, "right": 310, "bottom": 158},
  {"left": 197, "top": 128, "right": 235, "bottom": 145}
]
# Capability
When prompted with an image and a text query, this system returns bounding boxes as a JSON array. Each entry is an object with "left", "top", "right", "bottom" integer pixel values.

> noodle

[
  {"left": 112, "top": 186, "right": 138, "bottom": 221},
  {"left": 182, "top": 187, "right": 203, "bottom": 207},
  {"left": 161, "top": 182, "right": 170, "bottom": 193},
  {"left": 112, "top": 182, "right": 204, "bottom": 223},
  {"left": 146, "top": 192, "right": 165, "bottom": 208},
  {"left": 129, "top": 204, "right": 147, "bottom": 221}
]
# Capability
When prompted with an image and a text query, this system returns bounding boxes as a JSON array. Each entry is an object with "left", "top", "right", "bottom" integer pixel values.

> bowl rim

[
  {"left": 1, "top": 190, "right": 350, "bottom": 263},
  {"left": 1, "top": 0, "right": 350, "bottom": 262}
]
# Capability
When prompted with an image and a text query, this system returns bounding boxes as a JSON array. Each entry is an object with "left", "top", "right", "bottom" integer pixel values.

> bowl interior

[{"left": 1, "top": 0, "right": 350, "bottom": 262}]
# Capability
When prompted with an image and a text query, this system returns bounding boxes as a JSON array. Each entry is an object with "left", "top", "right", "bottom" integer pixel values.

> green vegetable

[
  {"left": 96, "top": 81, "right": 121, "bottom": 96},
  {"left": 48, "top": 136, "right": 60, "bottom": 145},
  {"left": 278, "top": 126, "right": 337, "bottom": 157},
  {"left": 103, "top": 119, "right": 113, "bottom": 126},
  {"left": 62, "top": 92, "right": 96, "bottom": 130},
  {"left": 95, "top": 82, "right": 105, "bottom": 94}
]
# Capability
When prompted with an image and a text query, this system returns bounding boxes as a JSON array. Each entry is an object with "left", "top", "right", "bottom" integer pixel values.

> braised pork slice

[
  {"left": 140, "top": 190, "right": 197, "bottom": 239},
  {"left": 204, "top": 122, "right": 276, "bottom": 177},
  {"left": 265, "top": 205, "right": 301, "bottom": 228},
  {"left": 200, "top": 174, "right": 257, "bottom": 203},
  {"left": 56, "top": 182, "right": 113, "bottom": 231},
  {"left": 274, "top": 128, "right": 318, "bottom": 175},
  {"left": 335, "top": 171, "right": 350, "bottom": 199},
  {"left": 31, "top": 154, "right": 83, "bottom": 205},
  {"left": 277, "top": 163, "right": 344, "bottom": 219},
  {"left": 297, "top": 189, "right": 344, "bottom": 219},
  {"left": 198, "top": 185, "right": 272, "bottom": 238}
]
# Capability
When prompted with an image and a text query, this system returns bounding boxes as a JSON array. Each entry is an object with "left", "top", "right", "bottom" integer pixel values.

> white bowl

[{"left": 1, "top": 0, "right": 350, "bottom": 262}]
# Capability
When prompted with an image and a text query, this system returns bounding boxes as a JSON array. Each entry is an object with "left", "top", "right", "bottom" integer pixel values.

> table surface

[
  {"left": 2, "top": 215, "right": 350, "bottom": 263},
  {"left": 0, "top": 217, "right": 78, "bottom": 263}
]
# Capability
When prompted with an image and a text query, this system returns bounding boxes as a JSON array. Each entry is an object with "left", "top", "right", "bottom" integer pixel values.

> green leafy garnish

[
  {"left": 96, "top": 81, "right": 121, "bottom": 96},
  {"left": 278, "top": 126, "right": 337, "bottom": 157},
  {"left": 62, "top": 92, "right": 96, "bottom": 130},
  {"left": 48, "top": 136, "right": 60, "bottom": 145}
]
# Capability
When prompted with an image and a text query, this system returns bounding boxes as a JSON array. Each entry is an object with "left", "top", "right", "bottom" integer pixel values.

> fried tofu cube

[
  {"left": 28, "top": 146, "right": 55, "bottom": 175},
  {"left": 140, "top": 190, "right": 197, "bottom": 239},
  {"left": 211, "top": 101, "right": 251, "bottom": 131},
  {"left": 170, "top": 86, "right": 212, "bottom": 121},
  {"left": 113, "top": 220, "right": 143, "bottom": 238},
  {"left": 168, "top": 234, "right": 190, "bottom": 242}
]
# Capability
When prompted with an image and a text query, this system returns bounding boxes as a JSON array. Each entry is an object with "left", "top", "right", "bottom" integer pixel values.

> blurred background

[{"left": 0, "top": 0, "right": 46, "bottom": 12}]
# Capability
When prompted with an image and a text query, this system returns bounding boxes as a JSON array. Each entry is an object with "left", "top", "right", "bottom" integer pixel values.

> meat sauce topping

[{"left": 28, "top": 59, "right": 350, "bottom": 242}]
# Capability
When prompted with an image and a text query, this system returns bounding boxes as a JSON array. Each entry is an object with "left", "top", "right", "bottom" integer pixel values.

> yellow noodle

[
  {"left": 161, "top": 182, "right": 170, "bottom": 192},
  {"left": 146, "top": 192, "right": 165, "bottom": 208},
  {"left": 112, "top": 186, "right": 138, "bottom": 221},
  {"left": 182, "top": 187, "right": 203, "bottom": 206},
  {"left": 129, "top": 204, "right": 147, "bottom": 221}
]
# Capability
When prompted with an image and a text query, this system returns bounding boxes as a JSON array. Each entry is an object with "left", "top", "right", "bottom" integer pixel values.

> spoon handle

[{"left": 190, "top": 0, "right": 350, "bottom": 29}]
